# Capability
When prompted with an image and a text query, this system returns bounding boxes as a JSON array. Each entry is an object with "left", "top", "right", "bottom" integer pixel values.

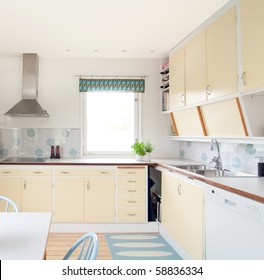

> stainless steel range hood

[{"left": 4, "top": 53, "right": 49, "bottom": 117}]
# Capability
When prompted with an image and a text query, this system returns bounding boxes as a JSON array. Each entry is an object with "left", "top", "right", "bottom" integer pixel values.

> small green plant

[
  {"left": 144, "top": 141, "right": 154, "bottom": 153},
  {"left": 131, "top": 141, "right": 146, "bottom": 156}
]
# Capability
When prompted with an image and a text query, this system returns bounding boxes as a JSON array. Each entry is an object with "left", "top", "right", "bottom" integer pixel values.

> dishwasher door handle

[{"left": 224, "top": 198, "right": 237, "bottom": 209}]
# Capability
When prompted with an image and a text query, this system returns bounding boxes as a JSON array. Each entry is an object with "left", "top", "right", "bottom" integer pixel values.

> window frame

[{"left": 82, "top": 91, "right": 142, "bottom": 157}]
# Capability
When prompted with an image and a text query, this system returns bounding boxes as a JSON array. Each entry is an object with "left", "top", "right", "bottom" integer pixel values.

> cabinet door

[
  {"left": 54, "top": 177, "right": 84, "bottom": 222},
  {"left": 0, "top": 174, "right": 22, "bottom": 211},
  {"left": 161, "top": 172, "right": 180, "bottom": 241},
  {"left": 169, "top": 47, "right": 185, "bottom": 109},
  {"left": 185, "top": 30, "right": 207, "bottom": 105},
  {"left": 206, "top": 6, "right": 237, "bottom": 99},
  {"left": 178, "top": 178, "right": 204, "bottom": 260},
  {"left": 85, "top": 177, "right": 115, "bottom": 222},
  {"left": 240, "top": 0, "right": 264, "bottom": 92},
  {"left": 22, "top": 177, "right": 52, "bottom": 212}
]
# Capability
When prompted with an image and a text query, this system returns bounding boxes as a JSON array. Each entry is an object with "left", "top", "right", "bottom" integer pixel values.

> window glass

[{"left": 84, "top": 91, "right": 140, "bottom": 155}]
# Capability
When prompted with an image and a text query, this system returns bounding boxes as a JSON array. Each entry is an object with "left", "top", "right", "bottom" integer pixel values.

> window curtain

[{"left": 79, "top": 78, "right": 145, "bottom": 93}]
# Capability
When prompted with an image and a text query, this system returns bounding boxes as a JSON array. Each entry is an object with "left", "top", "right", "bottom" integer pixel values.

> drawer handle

[
  {"left": 33, "top": 171, "right": 43, "bottom": 174},
  {"left": 100, "top": 171, "right": 110, "bottom": 174},
  {"left": 128, "top": 171, "right": 136, "bottom": 174},
  {"left": 128, "top": 200, "right": 136, "bottom": 203},
  {"left": 127, "top": 213, "right": 136, "bottom": 216},
  {"left": 2, "top": 171, "right": 11, "bottom": 174},
  {"left": 128, "top": 180, "right": 136, "bottom": 183},
  {"left": 128, "top": 190, "right": 136, "bottom": 193},
  {"left": 60, "top": 171, "right": 70, "bottom": 174}
]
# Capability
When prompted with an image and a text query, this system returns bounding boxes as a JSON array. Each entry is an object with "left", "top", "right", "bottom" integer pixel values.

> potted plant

[
  {"left": 131, "top": 141, "right": 146, "bottom": 161},
  {"left": 144, "top": 141, "right": 154, "bottom": 161}
]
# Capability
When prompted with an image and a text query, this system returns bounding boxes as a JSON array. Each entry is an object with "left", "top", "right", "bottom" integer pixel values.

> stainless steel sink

[{"left": 173, "top": 164, "right": 256, "bottom": 178}]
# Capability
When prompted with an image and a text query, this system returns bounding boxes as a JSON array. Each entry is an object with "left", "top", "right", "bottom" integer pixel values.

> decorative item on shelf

[{"left": 131, "top": 140, "right": 154, "bottom": 161}]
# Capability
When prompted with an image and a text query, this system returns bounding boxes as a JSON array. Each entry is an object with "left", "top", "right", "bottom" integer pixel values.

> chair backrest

[
  {"left": 0, "top": 195, "right": 19, "bottom": 212},
  {"left": 63, "top": 232, "right": 98, "bottom": 260}
]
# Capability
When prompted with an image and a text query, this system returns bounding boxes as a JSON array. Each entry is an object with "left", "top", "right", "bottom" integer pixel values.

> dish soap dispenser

[{"left": 256, "top": 156, "right": 264, "bottom": 177}]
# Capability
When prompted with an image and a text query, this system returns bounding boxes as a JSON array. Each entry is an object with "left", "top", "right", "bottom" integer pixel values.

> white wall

[{"left": 0, "top": 56, "right": 178, "bottom": 158}]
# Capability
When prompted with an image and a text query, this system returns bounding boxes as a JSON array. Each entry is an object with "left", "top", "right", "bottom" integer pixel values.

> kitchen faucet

[{"left": 209, "top": 138, "right": 222, "bottom": 170}]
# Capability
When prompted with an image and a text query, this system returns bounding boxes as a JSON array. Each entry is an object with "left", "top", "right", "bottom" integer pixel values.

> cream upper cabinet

[
  {"left": 85, "top": 177, "right": 115, "bottom": 223},
  {"left": 162, "top": 171, "right": 204, "bottom": 259},
  {"left": 0, "top": 169, "right": 22, "bottom": 211},
  {"left": 169, "top": 47, "right": 185, "bottom": 109},
  {"left": 172, "top": 107, "right": 206, "bottom": 136},
  {"left": 206, "top": 6, "right": 237, "bottom": 99},
  {"left": 240, "top": 0, "right": 264, "bottom": 92},
  {"left": 201, "top": 98, "right": 248, "bottom": 137},
  {"left": 185, "top": 30, "right": 207, "bottom": 105},
  {"left": 22, "top": 169, "right": 52, "bottom": 212}
]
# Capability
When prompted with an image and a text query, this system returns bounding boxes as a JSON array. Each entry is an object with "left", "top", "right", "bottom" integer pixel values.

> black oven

[{"left": 149, "top": 167, "right": 162, "bottom": 222}]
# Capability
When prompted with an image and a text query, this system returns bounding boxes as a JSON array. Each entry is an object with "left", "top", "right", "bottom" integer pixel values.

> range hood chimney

[{"left": 4, "top": 53, "right": 49, "bottom": 117}]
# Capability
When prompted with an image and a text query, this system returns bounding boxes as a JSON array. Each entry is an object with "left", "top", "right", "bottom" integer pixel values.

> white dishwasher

[{"left": 205, "top": 185, "right": 264, "bottom": 259}]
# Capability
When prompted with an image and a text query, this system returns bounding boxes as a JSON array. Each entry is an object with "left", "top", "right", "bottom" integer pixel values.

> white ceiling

[{"left": 0, "top": 0, "right": 230, "bottom": 59}]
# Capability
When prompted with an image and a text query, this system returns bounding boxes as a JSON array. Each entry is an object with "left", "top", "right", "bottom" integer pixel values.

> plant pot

[
  {"left": 144, "top": 153, "right": 151, "bottom": 161},
  {"left": 136, "top": 154, "right": 144, "bottom": 161}
]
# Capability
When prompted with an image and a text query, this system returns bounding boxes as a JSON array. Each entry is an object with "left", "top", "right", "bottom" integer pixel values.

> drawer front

[
  {"left": 0, "top": 169, "right": 22, "bottom": 176},
  {"left": 117, "top": 207, "right": 146, "bottom": 222},
  {"left": 118, "top": 196, "right": 146, "bottom": 207},
  {"left": 118, "top": 186, "right": 146, "bottom": 196},
  {"left": 117, "top": 177, "right": 146, "bottom": 186},
  {"left": 22, "top": 169, "right": 53, "bottom": 176},
  {"left": 54, "top": 169, "right": 86, "bottom": 176},
  {"left": 85, "top": 169, "right": 115, "bottom": 176},
  {"left": 117, "top": 167, "right": 146, "bottom": 177}
]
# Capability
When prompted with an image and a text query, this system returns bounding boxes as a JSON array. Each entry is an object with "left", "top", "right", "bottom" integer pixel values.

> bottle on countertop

[
  {"left": 256, "top": 156, "right": 264, "bottom": 177},
  {"left": 55, "top": 146, "right": 61, "bottom": 159},
  {"left": 50, "top": 146, "right": 55, "bottom": 159}
]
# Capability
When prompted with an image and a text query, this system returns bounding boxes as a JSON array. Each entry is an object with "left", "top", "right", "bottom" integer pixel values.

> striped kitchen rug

[{"left": 105, "top": 233, "right": 182, "bottom": 260}]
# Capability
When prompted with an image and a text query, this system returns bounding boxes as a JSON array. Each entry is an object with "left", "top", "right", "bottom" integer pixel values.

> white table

[{"left": 0, "top": 212, "right": 51, "bottom": 260}]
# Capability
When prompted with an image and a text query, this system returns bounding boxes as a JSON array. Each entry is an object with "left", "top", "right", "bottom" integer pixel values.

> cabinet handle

[
  {"left": 128, "top": 180, "right": 136, "bottom": 183},
  {"left": 178, "top": 184, "right": 182, "bottom": 195},
  {"left": 128, "top": 200, "right": 136, "bottom": 203},
  {"left": 2, "top": 171, "right": 11, "bottom": 174},
  {"left": 181, "top": 93, "right": 185, "bottom": 104},
  {"left": 33, "top": 171, "right": 42, "bottom": 174},
  {"left": 100, "top": 171, "right": 109, "bottom": 174},
  {"left": 60, "top": 171, "right": 70, "bottom": 174},
  {"left": 128, "top": 171, "right": 136, "bottom": 174},
  {"left": 86, "top": 181, "right": 90, "bottom": 190},
  {"left": 128, "top": 190, "right": 136, "bottom": 193},
  {"left": 24, "top": 180, "right": 27, "bottom": 190},
  {"left": 206, "top": 84, "right": 212, "bottom": 96},
  {"left": 241, "top": 71, "right": 246, "bottom": 86},
  {"left": 127, "top": 213, "right": 136, "bottom": 216}
]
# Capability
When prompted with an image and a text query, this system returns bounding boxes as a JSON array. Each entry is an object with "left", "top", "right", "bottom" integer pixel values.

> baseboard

[{"left": 50, "top": 221, "right": 159, "bottom": 233}]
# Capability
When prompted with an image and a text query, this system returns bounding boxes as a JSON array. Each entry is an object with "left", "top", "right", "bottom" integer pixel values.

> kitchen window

[{"left": 83, "top": 91, "right": 141, "bottom": 156}]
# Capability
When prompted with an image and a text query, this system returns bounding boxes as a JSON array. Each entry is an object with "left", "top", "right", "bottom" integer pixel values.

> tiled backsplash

[
  {"left": 0, "top": 128, "right": 80, "bottom": 158},
  {"left": 179, "top": 140, "right": 264, "bottom": 175}
]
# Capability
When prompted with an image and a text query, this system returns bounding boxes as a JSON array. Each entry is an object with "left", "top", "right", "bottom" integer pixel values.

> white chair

[
  {"left": 63, "top": 232, "right": 98, "bottom": 260},
  {"left": 0, "top": 195, "right": 19, "bottom": 212}
]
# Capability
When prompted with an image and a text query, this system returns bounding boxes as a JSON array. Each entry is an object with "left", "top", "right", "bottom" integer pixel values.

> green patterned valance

[{"left": 79, "top": 78, "right": 145, "bottom": 93}]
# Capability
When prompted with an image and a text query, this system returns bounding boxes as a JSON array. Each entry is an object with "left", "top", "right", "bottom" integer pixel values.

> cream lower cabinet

[
  {"left": 22, "top": 169, "right": 53, "bottom": 212},
  {"left": 54, "top": 170, "right": 85, "bottom": 222},
  {"left": 162, "top": 171, "right": 204, "bottom": 259},
  {"left": 54, "top": 167, "right": 116, "bottom": 223},
  {"left": 116, "top": 166, "right": 147, "bottom": 223},
  {"left": 0, "top": 168, "right": 22, "bottom": 211},
  {"left": 85, "top": 177, "right": 115, "bottom": 223}
]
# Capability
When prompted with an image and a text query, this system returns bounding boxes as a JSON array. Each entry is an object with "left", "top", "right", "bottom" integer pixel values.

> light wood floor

[{"left": 46, "top": 233, "right": 112, "bottom": 260}]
